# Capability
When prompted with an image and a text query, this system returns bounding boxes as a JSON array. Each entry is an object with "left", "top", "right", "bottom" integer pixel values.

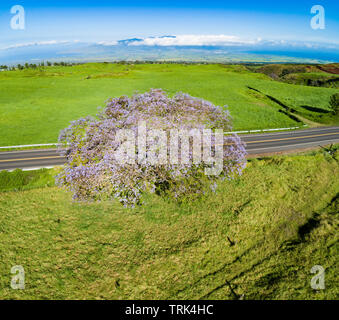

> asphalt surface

[{"left": 1, "top": 126, "right": 338, "bottom": 171}]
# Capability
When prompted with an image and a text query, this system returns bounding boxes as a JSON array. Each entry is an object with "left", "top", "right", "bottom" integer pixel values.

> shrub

[
  {"left": 329, "top": 93, "right": 339, "bottom": 116},
  {"left": 57, "top": 89, "right": 246, "bottom": 207}
]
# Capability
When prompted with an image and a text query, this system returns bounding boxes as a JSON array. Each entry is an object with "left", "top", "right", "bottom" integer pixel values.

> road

[{"left": 0, "top": 126, "right": 339, "bottom": 171}]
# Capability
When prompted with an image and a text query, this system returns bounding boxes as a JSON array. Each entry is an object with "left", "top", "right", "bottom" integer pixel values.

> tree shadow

[{"left": 299, "top": 105, "right": 331, "bottom": 114}]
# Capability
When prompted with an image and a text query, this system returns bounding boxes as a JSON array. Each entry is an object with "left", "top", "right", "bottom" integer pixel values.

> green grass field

[
  {"left": 0, "top": 147, "right": 338, "bottom": 299},
  {"left": 1, "top": 63, "right": 338, "bottom": 147}
]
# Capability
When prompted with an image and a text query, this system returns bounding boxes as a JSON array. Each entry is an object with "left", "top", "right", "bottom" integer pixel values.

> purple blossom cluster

[{"left": 57, "top": 89, "right": 247, "bottom": 207}]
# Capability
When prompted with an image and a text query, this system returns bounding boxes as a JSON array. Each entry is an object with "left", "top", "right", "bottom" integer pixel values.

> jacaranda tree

[{"left": 57, "top": 89, "right": 247, "bottom": 207}]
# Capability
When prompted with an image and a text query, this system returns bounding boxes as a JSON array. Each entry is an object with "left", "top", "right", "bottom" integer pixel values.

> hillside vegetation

[
  {"left": 255, "top": 63, "right": 339, "bottom": 88},
  {"left": 0, "top": 63, "right": 338, "bottom": 146},
  {"left": 0, "top": 147, "right": 338, "bottom": 299}
]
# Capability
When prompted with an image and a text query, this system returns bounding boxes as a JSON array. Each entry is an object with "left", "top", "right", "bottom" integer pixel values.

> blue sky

[{"left": 0, "top": 0, "right": 338, "bottom": 46}]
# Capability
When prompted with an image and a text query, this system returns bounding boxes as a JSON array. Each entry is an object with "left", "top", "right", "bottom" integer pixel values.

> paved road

[{"left": 1, "top": 126, "right": 338, "bottom": 171}]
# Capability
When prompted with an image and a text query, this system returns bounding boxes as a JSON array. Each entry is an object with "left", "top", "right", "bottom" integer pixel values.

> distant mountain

[
  {"left": 117, "top": 36, "right": 178, "bottom": 46},
  {"left": 117, "top": 38, "right": 143, "bottom": 45}
]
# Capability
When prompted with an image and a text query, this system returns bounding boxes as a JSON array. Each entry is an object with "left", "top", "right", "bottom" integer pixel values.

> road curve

[{"left": 0, "top": 126, "right": 338, "bottom": 171}]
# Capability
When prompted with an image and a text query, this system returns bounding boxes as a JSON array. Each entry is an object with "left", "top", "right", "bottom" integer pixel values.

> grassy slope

[
  {"left": 1, "top": 63, "right": 337, "bottom": 147},
  {"left": 0, "top": 149, "right": 338, "bottom": 299},
  {"left": 0, "top": 168, "right": 57, "bottom": 192},
  {"left": 251, "top": 80, "right": 338, "bottom": 121}
]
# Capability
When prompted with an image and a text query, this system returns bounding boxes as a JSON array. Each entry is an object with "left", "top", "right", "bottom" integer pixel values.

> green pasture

[{"left": 1, "top": 63, "right": 337, "bottom": 146}]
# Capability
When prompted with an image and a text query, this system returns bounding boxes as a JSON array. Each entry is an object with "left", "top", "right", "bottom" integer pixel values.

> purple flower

[{"left": 57, "top": 89, "right": 247, "bottom": 207}]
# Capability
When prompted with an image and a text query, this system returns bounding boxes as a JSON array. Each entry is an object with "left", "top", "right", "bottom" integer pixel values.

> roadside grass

[
  {"left": 0, "top": 148, "right": 338, "bottom": 299},
  {"left": 1, "top": 63, "right": 336, "bottom": 147},
  {"left": 0, "top": 167, "right": 58, "bottom": 192},
  {"left": 0, "top": 146, "right": 59, "bottom": 152}
]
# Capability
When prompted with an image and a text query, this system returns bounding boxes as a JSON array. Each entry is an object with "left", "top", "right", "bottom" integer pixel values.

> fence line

[{"left": 0, "top": 125, "right": 308, "bottom": 149}]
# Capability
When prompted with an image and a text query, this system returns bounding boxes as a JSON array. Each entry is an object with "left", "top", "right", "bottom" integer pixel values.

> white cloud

[
  {"left": 2, "top": 36, "right": 337, "bottom": 53},
  {"left": 1, "top": 40, "right": 73, "bottom": 50},
  {"left": 96, "top": 40, "right": 118, "bottom": 46},
  {"left": 128, "top": 35, "right": 261, "bottom": 46}
]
